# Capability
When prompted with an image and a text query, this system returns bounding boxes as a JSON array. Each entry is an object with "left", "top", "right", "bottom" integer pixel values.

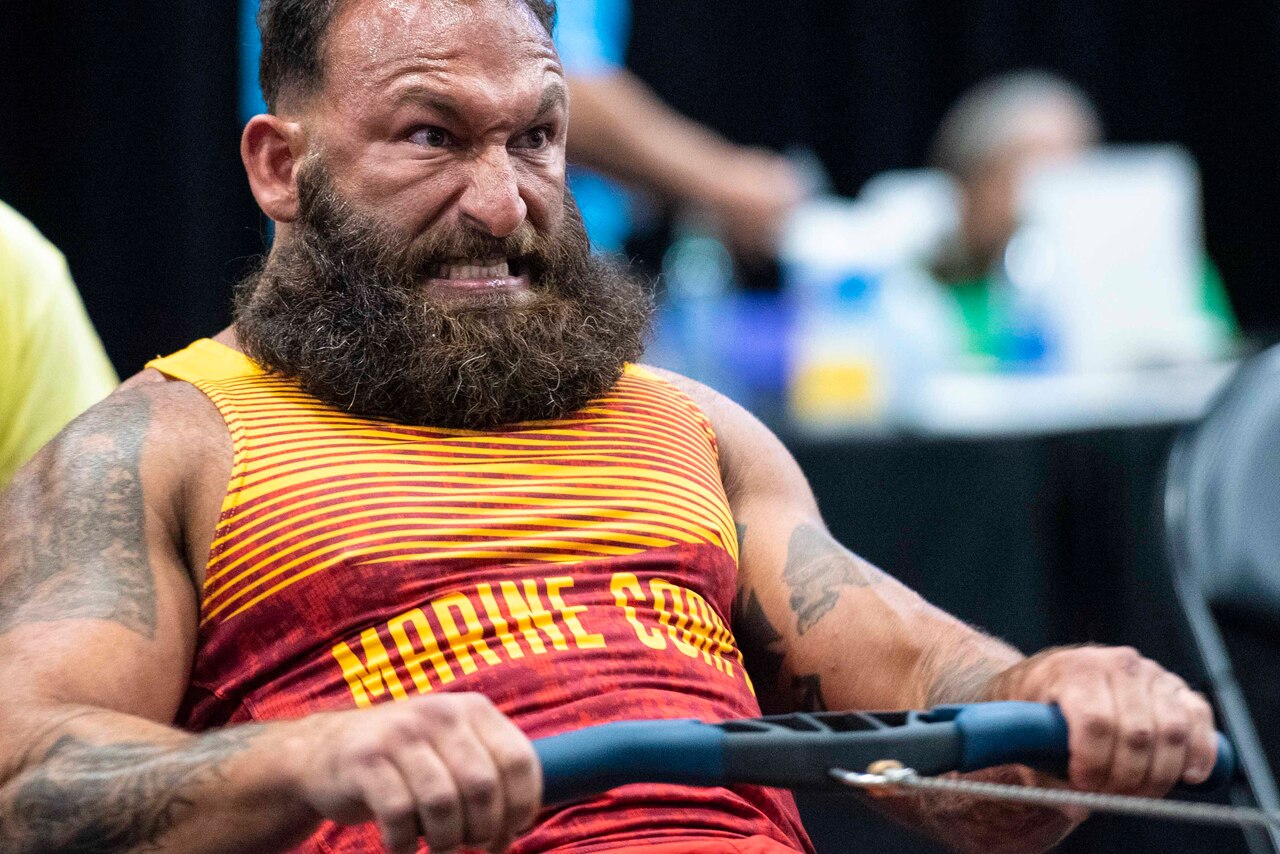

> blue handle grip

[
  {"left": 532, "top": 703, "right": 1237, "bottom": 805},
  {"left": 953, "top": 701, "right": 1236, "bottom": 792},
  {"left": 534, "top": 719, "right": 726, "bottom": 804}
]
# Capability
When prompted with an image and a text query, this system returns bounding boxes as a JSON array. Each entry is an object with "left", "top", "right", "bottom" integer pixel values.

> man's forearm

[
  {"left": 0, "top": 711, "right": 316, "bottom": 854},
  {"left": 735, "top": 519, "right": 1023, "bottom": 713},
  {"left": 918, "top": 633, "right": 1024, "bottom": 708}
]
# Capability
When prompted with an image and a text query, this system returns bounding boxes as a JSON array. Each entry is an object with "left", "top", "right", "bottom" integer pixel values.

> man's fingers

[
  {"left": 472, "top": 697, "right": 544, "bottom": 850},
  {"left": 389, "top": 741, "right": 464, "bottom": 854},
  {"left": 428, "top": 697, "right": 508, "bottom": 852},
  {"left": 1057, "top": 678, "right": 1118, "bottom": 791},
  {"left": 354, "top": 756, "right": 424, "bottom": 854},
  {"left": 1000, "top": 647, "right": 1221, "bottom": 797},
  {"left": 1143, "top": 672, "right": 1193, "bottom": 795},
  {"left": 1181, "top": 689, "right": 1219, "bottom": 785},
  {"left": 1103, "top": 652, "right": 1158, "bottom": 793}
]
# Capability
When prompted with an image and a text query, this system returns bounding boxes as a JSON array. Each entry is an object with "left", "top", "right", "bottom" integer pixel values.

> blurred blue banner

[{"left": 241, "top": 0, "right": 266, "bottom": 121}]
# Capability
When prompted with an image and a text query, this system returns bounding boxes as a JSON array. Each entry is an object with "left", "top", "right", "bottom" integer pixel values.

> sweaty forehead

[{"left": 324, "top": 0, "right": 557, "bottom": 99}]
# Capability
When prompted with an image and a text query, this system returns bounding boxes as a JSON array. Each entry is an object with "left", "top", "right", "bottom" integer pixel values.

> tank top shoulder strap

[
  {"left": 146, "top": 338, "right": 262, "bottom": 385},
  {"left": 622, "top": 364, "right": 721, "bottom": 458}
]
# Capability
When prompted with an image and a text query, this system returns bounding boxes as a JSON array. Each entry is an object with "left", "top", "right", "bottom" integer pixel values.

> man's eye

[
  {"left": 515, "top": 127, "right": 551, "bottom": 150},
  {"left": 409, "top": 127, "right": 451, "bottom": 148}
]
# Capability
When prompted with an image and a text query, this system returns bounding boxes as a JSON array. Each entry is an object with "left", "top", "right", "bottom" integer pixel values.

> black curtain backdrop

[
  {"left": 0, "top": 2, "right": 261, "bottom": 377},
  {"left": 2, "top": 2, "right": 1279, "bottom": 375}
]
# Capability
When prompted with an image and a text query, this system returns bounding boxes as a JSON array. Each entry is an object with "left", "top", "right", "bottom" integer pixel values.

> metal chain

[{"left": 831, "top": 766, "right": 1280, "bottom": 832}]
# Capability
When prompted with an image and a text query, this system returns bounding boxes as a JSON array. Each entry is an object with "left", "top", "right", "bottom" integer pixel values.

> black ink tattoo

[
  {"left": 0, "top": 727, "right": 260, "bottom": 854},
  {"left": 734, "top": 522, "right": 747, "bottom": 556},
  {"left": 734, "top": 588, "right": 833, "bottom": 713},
  {"left": 782, "top": 523, "right": 881, "bottom": 635},
  {"left": 792, "top": 675, "right": 828, "bottom": 712},
  {"left": 0, "top": 393, "right": 158, "bottom": 638},
  {"left": 734, "top": 587, "right": 789, "bottom": 714}
]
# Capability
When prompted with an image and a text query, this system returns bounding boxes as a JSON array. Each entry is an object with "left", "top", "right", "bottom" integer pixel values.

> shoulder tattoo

[{"left": 0, "top": 392, "right": 159, "bottom": 638}]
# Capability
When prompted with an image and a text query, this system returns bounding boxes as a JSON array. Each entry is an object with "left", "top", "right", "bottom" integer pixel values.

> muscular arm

[
  {"left": 661, "top": 370, "right": 1219, "bottom": 851},
  {"left": 0, "top": 382, "right": 321, "bottom": 852},
  {"left": 657, "top": 371, "right": 1079, "bottom": 853},
  {"left": 699, "top": 400, "right": 1020, "bottom": 716},
  {"left": 0, "top": 378, "right": 542, "bottom": 854}
]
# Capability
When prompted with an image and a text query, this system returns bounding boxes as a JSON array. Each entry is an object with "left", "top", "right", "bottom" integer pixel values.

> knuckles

[
  {"left": 494, "top": 748, "right": 536, "bottom": 782},
  {"left": 422, "top": 791, "right": 463, "bottom": 823},
  {"left": 1076, "top": 711, "right": 1114, "bottom": 741},
  {"left": 1157, "top": 721, "right": 1190, "bottom": 748},
  {"left": 1121, "top": 726, "right": 1155, "bottom": 752},
  {"left": 455, "top": 771, "right": 498, "bottom": 806},
  {"left": 1025, "top": 646, "right": 1219, "bottom": 794}
]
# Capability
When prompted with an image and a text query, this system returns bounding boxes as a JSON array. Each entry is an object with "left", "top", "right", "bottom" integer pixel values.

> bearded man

[{"left": 0, "top": 1, "right": 1220, "bottom": 852}]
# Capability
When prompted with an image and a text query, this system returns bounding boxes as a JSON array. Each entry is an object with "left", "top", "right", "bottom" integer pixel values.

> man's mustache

[{"left": 402, "top": 221, "right": 544, "bottom": 270}]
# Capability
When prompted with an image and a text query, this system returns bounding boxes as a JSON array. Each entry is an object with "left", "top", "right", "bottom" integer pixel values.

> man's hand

[
  {"left": 991, "top": 646, "right": 1217, "bottom": 796},
  {"left": 289, "top": 694, "right": 542, "bottom": 854}
]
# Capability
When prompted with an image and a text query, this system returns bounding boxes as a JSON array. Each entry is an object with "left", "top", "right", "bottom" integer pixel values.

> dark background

[{"left": 2, "top": 1, "right": 1280, "bottom": 376}]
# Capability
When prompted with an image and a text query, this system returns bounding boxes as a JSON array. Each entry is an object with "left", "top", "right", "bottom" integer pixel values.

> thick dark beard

[{"left": 233, "top": 164, "right": 653, "bottom": 429}]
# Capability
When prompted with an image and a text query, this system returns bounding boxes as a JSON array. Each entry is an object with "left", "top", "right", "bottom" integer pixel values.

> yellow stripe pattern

[{"left": 148, "top": 341, "right": 737, "bottom": 627}]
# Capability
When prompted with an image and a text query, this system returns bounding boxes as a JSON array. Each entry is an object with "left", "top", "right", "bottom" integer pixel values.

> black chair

[{"left": 1164, "top": 345, "right": 1280, "bottom": 854}]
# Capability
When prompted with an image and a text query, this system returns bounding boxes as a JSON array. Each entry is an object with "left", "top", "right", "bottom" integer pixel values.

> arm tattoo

[
  {"left": 791, "top": 674, "right": 828, "bottom": 713},
  {"left": 0, "top": 727, "right": 261, "bottom": 854},
  {"left": 0, "top": 393, "right": 158, "bottom": 638},
  {"left": 782, "top": 522, "right": 881, "bottom": 635},
  {"left": 733, "top": 584, "right": 832, "bottom": 714},
  {"left": 734, "top": 587, "right": 788, "bottom": 714}
]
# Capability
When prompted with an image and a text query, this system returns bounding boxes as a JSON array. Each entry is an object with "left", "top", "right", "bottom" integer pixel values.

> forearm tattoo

[
  {"left": 782, "top": 523, "right": 882, "bottom": 635},
  {"left": 0, "top": 393, "right": 158, "bottom": 638},
  {"left": 0, "top": 727, "right": 261, "bottom": 854}
]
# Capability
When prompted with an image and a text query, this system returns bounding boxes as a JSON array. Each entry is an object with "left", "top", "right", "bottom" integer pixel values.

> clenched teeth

[{"left": 434, "top": 258, "right": 510, "bottom": 280}]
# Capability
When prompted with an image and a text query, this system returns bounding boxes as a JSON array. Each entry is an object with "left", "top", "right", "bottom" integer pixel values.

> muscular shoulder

[
  {"left": 75, "top": 370, "right": 228, "bottom": 476},
  {"left": 3, "top": 372, "right": 232, "bottom": 586}
]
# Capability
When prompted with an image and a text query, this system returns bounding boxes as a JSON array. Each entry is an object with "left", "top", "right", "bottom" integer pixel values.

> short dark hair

[{"left": 257, "top": 0, "right": 557, "bottom": 113}]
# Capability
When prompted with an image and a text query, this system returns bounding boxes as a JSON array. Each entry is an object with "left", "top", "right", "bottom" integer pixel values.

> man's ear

[{"left": 242, "top": 114, "right": 306, "bottom": 223}]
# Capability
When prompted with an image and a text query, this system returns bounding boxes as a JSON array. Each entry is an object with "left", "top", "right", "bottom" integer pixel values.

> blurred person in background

[
  {"left": 557, "top": 0, "right": 806, "bottom": 259},
  {"left": 926, "top": 70, "right": 1238, "bottom": 364},
  {"left": 0, "top": 200, "right": 117, "bottom": 487}
]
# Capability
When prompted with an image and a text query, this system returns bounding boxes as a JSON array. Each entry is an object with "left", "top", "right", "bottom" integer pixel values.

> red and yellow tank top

[{"left": 148, "top": 339, "right": 811, "bottom": 854}]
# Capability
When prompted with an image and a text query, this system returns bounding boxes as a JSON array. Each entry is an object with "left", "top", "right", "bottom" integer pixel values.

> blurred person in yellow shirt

[{"left": 0, "top": 201, "right": 117, "bottom": 486}]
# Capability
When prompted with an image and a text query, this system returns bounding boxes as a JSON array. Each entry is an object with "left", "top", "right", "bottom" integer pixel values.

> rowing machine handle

[
  {"left": 533, "top": 702, "right": 1235, "bottom": 804},
  {"left": 941, "top": 702, "right": 1236, "bottom": 792}
]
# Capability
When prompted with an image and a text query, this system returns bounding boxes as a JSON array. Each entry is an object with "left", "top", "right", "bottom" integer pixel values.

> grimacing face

[
  {"left": 294, "top": 0, "right": 568, "bottom": 296},
  {"left": 235, "top": 0, "right": 653, "bottom": 429}
]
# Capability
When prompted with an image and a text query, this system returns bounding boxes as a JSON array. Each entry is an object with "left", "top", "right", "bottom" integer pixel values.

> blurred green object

[{"left": 945, "top": 257, "right": 1239, "bottom": 366}]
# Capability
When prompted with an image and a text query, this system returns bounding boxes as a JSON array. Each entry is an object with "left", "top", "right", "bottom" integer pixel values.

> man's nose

[{"left": 458, "top": 148, "right": 528, "bottom": 238}]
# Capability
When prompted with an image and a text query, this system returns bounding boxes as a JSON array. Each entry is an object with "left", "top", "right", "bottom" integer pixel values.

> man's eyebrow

[
  {"left": 389, "top": 82, "right": 567, "bottom": 121},
  {"left": 392, "top": 86, "right": 464, "bottom": 121},
  {"left": 535, "top": 82, "right": 569, "bottom": 118}
]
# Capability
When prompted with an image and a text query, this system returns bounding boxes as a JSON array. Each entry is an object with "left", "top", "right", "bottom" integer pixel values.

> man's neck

[{"left": 212, "top": 326, "right": 243, "bottom": 353}]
